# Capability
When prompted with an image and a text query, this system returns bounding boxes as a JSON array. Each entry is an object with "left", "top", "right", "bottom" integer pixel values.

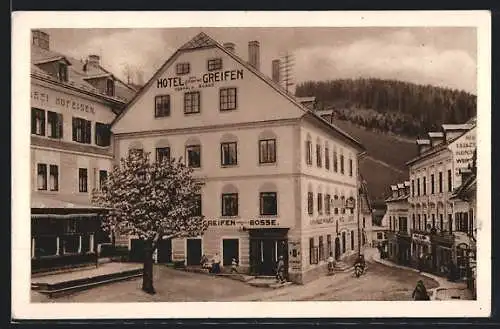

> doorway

[
  {"left": 130, "top": 239, "right": 146, "bottom": 262},
  {"left": 249, "top": 229, "right": 288, "bottom": 276},
  {"left": 157, "top": 238, "right": 172, "bottom": 263},
  {"left": 186, "top": 238, "right": 202, "bottom": 266},
  {"left": 341, "top": 232, "right": 346, "bottom": 254},
  {"left": 222, "top": 239, "right": 239, "bottom": 266},
  {"left": 335, "top": 237, "right": 341, "bottom": 260}
]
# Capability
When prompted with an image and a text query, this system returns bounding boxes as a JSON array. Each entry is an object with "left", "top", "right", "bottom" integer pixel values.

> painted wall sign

[
  {"left": 31, "top": 88, "right": 96, "bottom": 114},
  {"left": 288, "top": 240, "right": 301, "bottom": 271},
  {"left": 310, "top": 216, "right": 336, "bottom": 225},
  {"left": 157, "top": 69, "right": 244, "bottom": 92},
  {"left": 204, "top": 218, "right": 279, "bottom": 227},
  {"left": 412, "top": 233, "right": 431, "bottom": 244},
  {"left": 448, "top": 130, "right": 476, "bottom": 187}
]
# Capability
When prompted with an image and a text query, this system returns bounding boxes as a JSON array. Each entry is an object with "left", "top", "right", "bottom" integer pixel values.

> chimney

[
  {"left": 272, "top": 59, "right": 281, "bottom": 83},
  {"left": 416, "top": 139, "right": 431, "bottom": 155},
  {"left": 223, "top": 42, "right": 235, "bottom": 53},
  {"left": 428, "top": 131, "right": 445, "bottom": 147},
  {"left": 248, "top": 40, "right": 260, "bottom": 70},
  {"left": 32, "top": 30, "right": 50, "bottom": 50},
  {"left": 87, "top": 54, "right": 100, "bottom": 68}
]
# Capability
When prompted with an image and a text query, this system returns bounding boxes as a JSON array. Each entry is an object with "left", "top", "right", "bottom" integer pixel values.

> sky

[{"left": 45, "top": 27, "right": 477, "bottom": 94}]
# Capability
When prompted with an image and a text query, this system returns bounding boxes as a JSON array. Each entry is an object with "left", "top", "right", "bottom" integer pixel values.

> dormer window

[
  {"left": 58, "top": 63, "right": 68, "bottom": 82},
  {"left": 106, "top": 79, "right": 115, "bottom": 97},
  {"left": 176, "top": 63, "right": 190, "bottom": 75}
]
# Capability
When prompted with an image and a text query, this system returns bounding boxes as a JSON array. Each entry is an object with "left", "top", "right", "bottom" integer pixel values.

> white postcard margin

[{"left": 11, "top": 10, "right": 491, "bottom": 319}]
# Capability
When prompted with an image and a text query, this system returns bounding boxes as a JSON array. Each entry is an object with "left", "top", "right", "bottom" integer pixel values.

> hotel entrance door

[{"left": 249, "top": 229, "right": 288, "bottom": 276}]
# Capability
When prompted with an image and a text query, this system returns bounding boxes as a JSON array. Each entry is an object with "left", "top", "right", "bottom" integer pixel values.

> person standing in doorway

[
  {"left": 276, "top": 255, "right": 285, "bottom": 283},
  {"left": 212, "top": 253, "right": 221, "bottom": 274}
]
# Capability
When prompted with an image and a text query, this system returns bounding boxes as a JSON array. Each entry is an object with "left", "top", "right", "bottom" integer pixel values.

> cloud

[{"left": 293, "top": 31, "right": 476, "bottom": 93}]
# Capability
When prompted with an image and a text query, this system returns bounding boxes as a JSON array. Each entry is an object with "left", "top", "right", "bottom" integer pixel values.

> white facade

[{"left": 111, "top": 32, "right": 364, "bottom": 283}]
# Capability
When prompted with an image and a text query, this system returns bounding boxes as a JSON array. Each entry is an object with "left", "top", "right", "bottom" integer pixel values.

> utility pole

[{"left": 280, "top": 52, "right": 295, "bottom": 94}]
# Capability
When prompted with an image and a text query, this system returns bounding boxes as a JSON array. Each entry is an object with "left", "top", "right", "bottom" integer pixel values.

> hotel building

[
  {"left": 406, "top": 119, "right": 476, "bottom": 278},
  {"left": 30, "top": 30, "right": 136, "bottom": 273},
  {"left": 111, "top": 32, "right": 365, "bottom": 284}
]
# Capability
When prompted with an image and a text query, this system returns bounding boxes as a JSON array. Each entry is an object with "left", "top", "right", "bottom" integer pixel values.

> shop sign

[
  {"left": 310, "top": 216, "right": 336, "bottom": 225},
  {"left": 448, "top": 130, "right": 476, "bottom": 186},
  {"left": 412, "top": 233, "right": 431, "bottom": 244},
  {"left": 204, "top": 218, "right": 280, "bottom": 227},
  {"left": 288, "top": 240, "right": 301, "bottom": 271},
  {"left": 157, "top": 69, "right": 244, "bottom": 92},
  {"left": 31, "top": 87, "right": 96, "bottom": 114}
]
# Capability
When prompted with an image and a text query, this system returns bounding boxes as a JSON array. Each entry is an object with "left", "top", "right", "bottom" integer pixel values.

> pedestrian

[
  {"left": 231, "top": 258, "right": 238, "bottom": 273},
  {"left": 412, "top": 280, "right": 430, "bottom": 301},
  {"left": 276, "top": 255, "right": 285, "bottom": 283},
  {"left": 212, "top": 253, "right": 221, "bottom": 274}
]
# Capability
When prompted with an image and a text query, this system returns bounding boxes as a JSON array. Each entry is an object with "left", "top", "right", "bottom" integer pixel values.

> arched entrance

[{"left": 334, "top": 237, "right": 341, "bottom": 260}]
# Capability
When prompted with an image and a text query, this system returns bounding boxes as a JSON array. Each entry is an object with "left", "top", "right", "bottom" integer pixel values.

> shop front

[
  {"left": 396, "top": 234, "right": 411, "bottom": 266},
  {"left": 431, "top": 232, "right": 454, "bottom": 277},
  {"left": 249, "top": 228, "right": 288, "bottom": 276},
  {"left": 411, "top": 231, "right": 432, "bottom": 271}
]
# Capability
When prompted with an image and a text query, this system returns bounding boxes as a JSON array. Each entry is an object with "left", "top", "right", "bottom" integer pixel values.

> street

[{"left": 33, "top": 259, "right": 438, "bottom": 302}]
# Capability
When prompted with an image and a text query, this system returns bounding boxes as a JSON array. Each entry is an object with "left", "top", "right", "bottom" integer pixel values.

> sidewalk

[{"left": 368, "top": 248, "right": 472, "bottom": 300}]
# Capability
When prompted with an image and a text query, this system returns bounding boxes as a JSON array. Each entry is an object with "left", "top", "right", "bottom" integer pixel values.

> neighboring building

[
  {"left": 359, "top": 177, "right": 373, "bottom": 248},
  {"left": 110, "top": 32, "right": 365, "bottom": 284},
  {"left": 406, "top": 120, "right": 476, "bottom": 277},
  {"left": 30, "top": 30, "right": 136, "bottom": 273},
  {"left": 385, "top": 181, "right": 411, "bottom": 266}
]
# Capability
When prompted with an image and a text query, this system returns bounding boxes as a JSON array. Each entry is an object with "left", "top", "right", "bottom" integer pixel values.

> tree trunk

[{"left": 142, "top": 240, "right": 155, "bottom": 294}]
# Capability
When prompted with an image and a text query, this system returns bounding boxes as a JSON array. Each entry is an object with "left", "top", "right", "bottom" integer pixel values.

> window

[
  {"left": 316, "top": 144, "right": 322, "bottom": 167},
  {"left": 333, "top": 195, "right": 339, "bottom": 214},
  {"left": 37, "top": 164, "right": 47, "bottom": 190},
  {"left": 319, "top": 236, "right": 325, "bottom": 261},
  {"left": 81, "top": 235, "right": 90, "bottom": 253},
  {"left": 47, "top": 111, "right": 63, "bottom": 139},
  {"left": 220, "top": 88, "right": 237, "bottom": 111},
  {"left": 455, "top": 212, "right": 469, "bottom": 233},
  {"left": 411, "top": 179, "right": 415, "bottom": 197},
  {"left": 156, "top": 147, "right": 170, "bottom": 163},
  {"left": 95, "top": 122, "right": 110, "bottom": 147},
  {"left": 155, "top": 95, "right": 171, "bottom": 117},
  {"left": 184, "top": 91, "right": 200, "bottom": 114},
  {"left": 305, "top": 140, "right": 313, "bottom": 165},
  {"left": 389, "top": 216, "right": 392, "bottom": 231},
  {"left": 377, "top": 232, "right": 383, "bottom": 240},
  {"left": 448, "top": 214, "right": 453, "bottom": 233},
  {"left": 106, "top": 79, "right": 115, "bottom": 96},
  {"left": 349, "top": 158, "right": 353, "bottom": 176},
  {"left": 423, "top": 214, "right": 428, "bottom": 230},
  {"left": 222, "top": 193, "right": 238, "bottom": 216},
  {"left": 49, "top": 165, "right": 58, "bottom": 191},
  {"left": 207, "top": 58, "right": 222, "bottom": 71},
  {"left": 34, "top": 236, "right": 57, "bottom": 257},
  {"left": 333, "top": 150, "right": 338, "bottom": 172},
  {"left": 186, "top": 145, "right": 201, "bottom": 168},
  {"left": 259, "top": 139, "right": 276, "bottom": 164},
  {"left": 325, "top": 147, "right": 330, "bottom": 170},
  {"left": 307, "top": 192, "right": 314, "bottom": 215},
  {"left": 327, "top": 235, "right": 332, "bottom": 256},
  {"left": 221, "top": 142, "right": 237, "bottom": 166},
  {"left": 317, "top": 193, "right": 323, "bottom": 215},
  {"left": 325, "top": 194, "right": 331, "bottom": 215},
  {"left": 79, "top": 168, "right": 88, "bottom": 193},
  {"left": 351, "top": 231, "right": 355, "bottom": 250},
  {"left": 58, "top": 63, "right": 68, "bottom": 82},
  {"left": 340, "top": 154, "right": 345, "bottom": 174},
  {"left": 423, "top": 177, "right": 427, "bottom": 195},
  {"left": 399, "top": 217, "right": 408, "bottom": 233},
  {"left": 431, "top": 214, "right": 436, "bottom": 229},
  {"left": 439, "top": 172, "right": 443, "bottom": 193},
  {"left": 62, "top": 236, "right": 79, "bottom": 254},
  {"left": 341, "top": 196, "right": 346, "bottom": 214},
  {"left": 363, "top": 217, "right": 366, "bottom": 228},
  {"left": 439, "top": 214, "right": 444, "bottom": 232},
  {"left": 431, "top": 174, "right": 435, "bottom": 194},
  {"left": 417, "top": 178, "right": 420, "bottom": 196},
  {"left": 412, "top": 214, "right": 416, "bottom": 230},
  {"left": 447, "top": 169, "right": 452, "bottom": 192},
  {"left": 417, "top": 214, "right": 421, "bottom": 230},
  {"left": 309, "top": 238, "right": 318, "bottom": 265},
  {"left": 260, "top": 192, "right": 277, "bottom": 216},
  {"left": 176, "top": 62, "right": 190, "bottom": 75},
  {"left": 99, "top": 170, "right": 107, "bottom": 190},
  {"left": 72, "top": 117, "right": 91, "bottom": 144},
  {"left": 31, "top": 108, "right": 45, "bottom": 136},
  {"left": 192, "top": 194, "right": 202, "bottom": 216}
]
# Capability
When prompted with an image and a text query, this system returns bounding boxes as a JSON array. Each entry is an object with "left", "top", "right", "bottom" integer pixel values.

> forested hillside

[{"left": 296, "top": 78, "right": 476, "bottom": 137}]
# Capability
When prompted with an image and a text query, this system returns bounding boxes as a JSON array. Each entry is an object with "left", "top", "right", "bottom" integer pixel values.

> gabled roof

[
  {"left": 31, "top": 42, "right": 136, "bottom": 104},
  {"left": 111, "top": 32, "right": 364, "bottom": 151}
]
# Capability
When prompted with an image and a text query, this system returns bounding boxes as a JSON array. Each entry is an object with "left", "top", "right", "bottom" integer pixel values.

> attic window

[
  {"left": 58, "top": 63, "right": 68, "bottom": 82},
  {"left": 106, "top": 79, "right": 115, "bottom": 97},
  {"left": 176, "top": 63, "right": 190, "bottom": 75}
]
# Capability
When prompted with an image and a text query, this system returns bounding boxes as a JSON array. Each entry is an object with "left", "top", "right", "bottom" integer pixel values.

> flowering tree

[{"left": 92, "top": 150, "right": 207, "bottom": 294}]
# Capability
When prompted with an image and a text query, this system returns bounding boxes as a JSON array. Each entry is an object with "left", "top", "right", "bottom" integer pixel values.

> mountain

[
  {"left": 332, "top": 119, "right": 415, "bottom": 203},
  {"left": 296, "top": 78, "right": 476, "bottom": 138}
]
